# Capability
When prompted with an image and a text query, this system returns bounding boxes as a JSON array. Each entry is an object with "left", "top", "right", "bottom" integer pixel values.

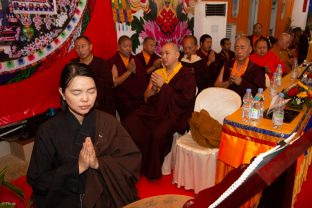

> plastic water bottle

[
  {"left": 302, "top": 59, "right": 308, "bottom": 67},
  {"left": 301, "top": 74, "right": 308, "bottom": 84},
  {"left": 275, "top": 64, "right": 282, "bottom": 86},
  {"left": 272, "top": 93, "right": 285, "bottom": 129},
  {"left": 242, "top": 88, "right": 253, "bottom": 122},
  {"left": 255, "top": 88, "right": 264, "bottom": 118},
  {"left": 291, "top": 59, "right": 298, "bottom": 80},
  {"left": 249, "top": 96, "right": 261, "bottom": 126},
  {"left": 270, "top": 73, "right": 277, "bottom": 97}
]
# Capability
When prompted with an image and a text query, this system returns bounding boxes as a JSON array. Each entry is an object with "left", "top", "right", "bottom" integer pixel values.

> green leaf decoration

[
  {"left": 0, "top": 167, "right": 25, "bottom": 201},
  {"left": 81, "top": 5, "right": 91, "bottom": 33},
  {"left": 144, "top": 0, "right": 157, "bottom": 21},
  {"left": 131, "top": 16, "right": 144, "bottom": 33},
  {"left": 26, "top": 196, "right": 33, "bottom": 208},
  {"left": 0, "top": 167, "right": 7, "bottom": 186},
  {"left": 188, "top": 17, "right": 194, "bottom": 34},
  {"left": 6, "top": 65, "right": 38, "bottom": 84},
  {"left": 2, "top": 180, "right": 25, "bottom": 200},
  {"left": 131, "top": 33, "right": 140, "bottom": 53},
  {"left": 176, "top": 3, "right": 187, "bottom": 22}
]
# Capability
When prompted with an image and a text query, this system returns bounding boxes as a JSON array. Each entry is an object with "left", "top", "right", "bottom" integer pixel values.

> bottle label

[
  {"left": 290, "top": 69, "right": 297, "bottom": 80},
  {"left": 273, "top": 112, "right": 284, "bottom": 126},
  {"left": 276, "top": 76, "right": 282, "bottom": 86},
  {"left": 250, "top": 108, "right": 260, "bottom": 119}
]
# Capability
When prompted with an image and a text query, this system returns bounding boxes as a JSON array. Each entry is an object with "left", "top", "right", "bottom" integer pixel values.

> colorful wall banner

[
  {"left": 112, "top": 0, "right": 195, "bottom": 54},
  {"left": 0, "top": 0, "right": 117, "bottom": 126},
  {"left": 0, "top": 0, "right": 91, "bottom": 84}
]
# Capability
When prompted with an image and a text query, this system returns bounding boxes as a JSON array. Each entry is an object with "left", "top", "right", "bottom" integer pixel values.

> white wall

[
  {"left": 291, "top": 0, "right": 310, "bottom": 29},
  {"left": 194, "top": 1, "right": 227, "bottom": 52}
]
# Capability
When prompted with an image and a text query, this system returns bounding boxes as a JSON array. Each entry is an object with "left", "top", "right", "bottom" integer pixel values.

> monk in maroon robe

[
  {"left": 196, "top": 34, "right": 221, "bottom": 87},
  {"left": 108, "top": 36, "right": 148, "bottom": 120},
  {"left": 215, "top": 36, "right": 265, "bottom": 98},
  {"left": 180, "top": 35, "right": 212, "bottom": 93},
  {"left": 247, "top": 23, "right": 267, "bottom": 49},
  {"left": 135, "top": 37, "right": 162, "bottom": 79},
  {"left": 217, "top": 38, "right": 235, "bottom": 66},
  {"left": 72, "top": 35, "right": 115, "bottom": 115},
  {"left": 122, "top": 43, "right": 196, "bottom": 180}
]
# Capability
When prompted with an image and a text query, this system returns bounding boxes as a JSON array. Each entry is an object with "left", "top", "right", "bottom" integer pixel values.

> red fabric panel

[
  {"left": 0, "top": 0, "right": 117, "bottom": 126},
  {"left": 85, "top": 0, "right": 117, "bottom": 59}
]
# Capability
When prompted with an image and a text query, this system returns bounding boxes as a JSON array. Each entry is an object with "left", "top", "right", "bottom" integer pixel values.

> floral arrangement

[{"left": 284, "top": 81, "right": 312, "bottom": 109}]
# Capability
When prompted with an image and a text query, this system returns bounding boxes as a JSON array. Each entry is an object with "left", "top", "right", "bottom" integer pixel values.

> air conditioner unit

[
  {"left": 194, "top": 1, "right": 228, "bottom": 52},
  {"left": 226, "top": 23, "right": 236, "bottom": 51}
]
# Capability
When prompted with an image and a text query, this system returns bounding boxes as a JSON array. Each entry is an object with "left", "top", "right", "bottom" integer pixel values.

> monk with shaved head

[
  {"left": 135, "top": 37, "right": 161, "bottom": 77},
  {"left": 123, "top": 42, "right": 196, "bottom": 180},
  {"left": 215, "top": 36, "right": 265, "bottom": 98},
  {"left": 180, "top": 35, "right": 215, "bottom": 93},
  {"left": 108, "top": 35, "right": 148, "bottom": 120},
  {"left": 270, "top": 33, "right": 294, "bottom": 74}
]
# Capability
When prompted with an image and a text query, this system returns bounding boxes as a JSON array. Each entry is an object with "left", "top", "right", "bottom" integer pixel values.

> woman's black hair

[
  {"left": 59, "top": 63, "right": 96, "bottom": 110},
  {"left": 60, "top": 62, "right": 96, "bottom": 93}
]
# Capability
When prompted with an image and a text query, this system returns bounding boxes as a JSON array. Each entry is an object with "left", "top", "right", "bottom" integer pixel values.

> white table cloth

[{"left": 173, "top": 132, "right": 219, "bottom": 193}]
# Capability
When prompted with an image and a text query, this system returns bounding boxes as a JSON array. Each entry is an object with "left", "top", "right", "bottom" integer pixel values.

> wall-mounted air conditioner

[{"left": 194, "top": 1, "right": 228, "bottom": 52}]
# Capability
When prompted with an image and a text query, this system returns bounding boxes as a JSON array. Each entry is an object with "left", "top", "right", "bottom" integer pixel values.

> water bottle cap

[
  {"left": 274, "top": 72, "right": 277, "bottom": 75},
  {"left": 278, "top": 64, "right": 281, "bottom": 68},
  {"left": 279, "top": 93, "right": 284, "bottom": 98},
  {"left": 246, "top": 88, "right": 252, "bottom": 93},
  {"left": 258, "top": 88, "right": 263, "bottom": 93}
]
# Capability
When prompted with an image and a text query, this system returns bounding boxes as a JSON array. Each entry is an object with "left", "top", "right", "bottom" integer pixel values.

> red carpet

[
  {"left": 293, "top": 164, "right": 312, "bottom": 207},
  {"left": 136, "top": 174, "right": 194, "bottom": 199},
  {"left": 0, "top": 176, "right": 32, "bottom": 207},
  {"left": 1, "top": 168, "right": 312, "bottom": 207}
]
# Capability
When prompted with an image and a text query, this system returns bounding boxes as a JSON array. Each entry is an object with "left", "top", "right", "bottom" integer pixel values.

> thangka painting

[
  {"left": 112, "top": 0, "right": 195, "bottom": 54},
  {"left": 0, "top": 0, "right": 94, "bottom": 85}
]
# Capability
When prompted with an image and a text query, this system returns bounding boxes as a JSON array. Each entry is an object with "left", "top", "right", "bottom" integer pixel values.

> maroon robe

[
  {"left": 135, "top": 52, "right": 160, "bottom": 72},
  {"left": 122, "top": 66, "right": 196, "bottom": 179},
  {"left": 108, "top": 53, "right": 148, "bottom": 120},
  {"left": 195, "top": 49, "right": 221, "bottom": 88},
  {"left": 217, "top": 49, "right": 235, "bottom": 65},
  {"left": 196, "top": 49, "right": 214, "bottom": 61},
  {"left": 215, "top": 49, "right": 235, "bottom": 74},
  {"left": 223, "top": 60, "right": 266, "bottom": 98},
  {"left": 135, "top": 52, "right": 160, "bottom": 82},
  {"left": 180, "top": 58, "right": 210, "bottom": 93},
  {"left": 71, "top": 56, "right": 116, "bottom": 116}
]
